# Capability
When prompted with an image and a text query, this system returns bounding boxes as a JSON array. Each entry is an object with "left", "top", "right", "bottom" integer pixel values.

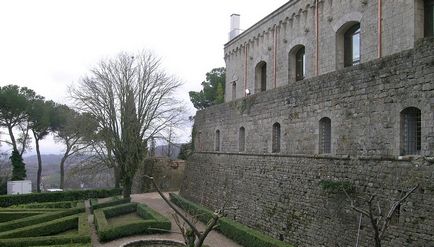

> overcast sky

[{"left": 0, "top": 0, "right": 288, "bottom": 155}]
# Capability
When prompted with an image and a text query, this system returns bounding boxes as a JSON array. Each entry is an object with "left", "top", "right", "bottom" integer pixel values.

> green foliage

[
  {"left": 90, "top": 197, "right": 130, "bottom": 212},
  {"left": 0, "top": 188, "right": 121, "bottom": 207},
  {"left": 189, "top": 67, "right": 226, "bottom": 110},
  {"left": 319, "top": 180, "right": 355, "bottom": 193},
  {"left": 10, "top": 150, "right": 26, "bottom": 180},
  {"left": 169, "top": 193, "right": 294, "bottom": 247},
  {"left": 0, "top": 214, "right": 78, "bottom": 239},
  {"left": 178, "top": 142, "right": 193, "bottom": 160},
  {"left": 0, "top": 212, "right": 42, "bottom": 223},
  {"left": 11, "top": 200, "right": 79, "bottom": 209},
  {"left": 0, "top": 213, "right": 90, "bottom": 247},
  {"left": 0, "top": 204, "right": 84, "bottom": 232},
  {"left": 94, "top": 202, "right": 171, "bottom": 242}
]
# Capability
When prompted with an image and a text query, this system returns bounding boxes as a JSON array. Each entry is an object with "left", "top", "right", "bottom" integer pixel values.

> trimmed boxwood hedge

[
  {"left": 169, "top": 193, "right": 294, "bottom": 247},
  {"left": 0, "top": 202, "right": 84, "bottom": 232},
  {"left": 0, "top": 213, "right": 91, "bottom": 247},
  {"left": 94, "top": 202, "right": 171, "bottom": 242},
  {"left": 0, "top": 211, "right": 43, "bottom": 223},
  {"left": 90, "top": 197, "right": 130, "bottom": 212},
  {"left": 0, "top": 188, "right": 121, "bottom": 207},
  {"left": 10, "top": 200, "right": 79, "bottom": 209},
  {"left": 0, "top": 214, "right": 78, "bottom": 239}
]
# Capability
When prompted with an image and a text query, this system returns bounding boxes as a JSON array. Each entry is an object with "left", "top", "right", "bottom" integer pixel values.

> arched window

[
  {"left": 232, "top": 82, "right": 236, "bottom": 101},
  {"left": 401, "top": 107, "right": 421, "bottom": 155},
  {"left": 255, "top": 61, "right": 267, "bottom": 92},
  {"left": 295, "top": 46, "right": 306, "bottom": 81},
  {"left": 344, "top": 23, "right": 361, "bottom": 67},
  {"left": 319, "top": 117, "right": 331, "bottom": 154},
  {"left": 425, "top": 0, "right": 434, "bottom": 37},
  {"left": 239, "top": 127, "right": 245, "bottom": 152},
  {"left": 215, "top": 129, "right": 221, "bottom": 151},
  {"left": 272, "top": 122, "right": 281, "bottom": 153}
]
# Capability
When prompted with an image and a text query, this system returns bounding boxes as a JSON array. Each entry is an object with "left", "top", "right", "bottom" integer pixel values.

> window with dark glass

[
  {"left": 295, "top": 47, "right": 305, "bottom": 81},
  {"left": 425, "top": 0, "right": 434, "bottom": 37},
  {"left": 344, "top": 23, "right": 361, "bottom": 67},
  {"left": 319, "top": 117, "right": 331, "bottom": 154},
  {"left": 401, "top": 107, "right": 421, "bottom": 155},
  {"left": 272, "top": 122, "right": 281, "bottom": 153},
  {"left": 239, "top": 127, "right": 245, "bottom": 152},
  {"left": 255, "top": 62, "right": 267, "bottom": 92},
  {"left": 215, "top": 129, "right": 220, "bottom": 151}
]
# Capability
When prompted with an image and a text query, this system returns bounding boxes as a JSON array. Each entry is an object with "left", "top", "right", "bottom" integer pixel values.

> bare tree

[
  {"left": 71, "top": 51, "right": 184, "bottom": 198},
  {"left": 145, "top": 175, "right": 224, "bottom": 247},
  {"left": 344, "top": 185, "right": 419, "bottom": 247}
]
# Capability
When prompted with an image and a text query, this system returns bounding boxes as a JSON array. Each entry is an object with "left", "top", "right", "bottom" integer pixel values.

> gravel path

[{"left": 91, "top": 192, "right": 242, "bottom": 247}]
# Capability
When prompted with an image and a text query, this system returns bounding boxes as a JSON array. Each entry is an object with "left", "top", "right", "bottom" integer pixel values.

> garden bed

[{"left": 94, "top": 202, "right": 171, "bottom": 242}]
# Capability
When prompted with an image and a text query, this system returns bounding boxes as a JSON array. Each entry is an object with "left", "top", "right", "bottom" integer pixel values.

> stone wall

[
  {"left": 181, "top": 153, "right": 434, "bottom": 247},
  {"left": 225, "top": 0, "right": 427, "bottom": 102},
  {"left": 181, "top": 38, "right": 434, "bottom": 246}
]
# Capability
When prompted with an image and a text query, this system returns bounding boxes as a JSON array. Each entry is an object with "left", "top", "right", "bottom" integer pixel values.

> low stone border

[{"left": 121, "top": 239, "right": 185, "bottom": 247}]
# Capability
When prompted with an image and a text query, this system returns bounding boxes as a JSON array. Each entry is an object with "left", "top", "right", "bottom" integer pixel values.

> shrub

[
  {"left": 0, "top": 188, "right": 122, "bottom": 207},
  {"left": 0, "top": 213, "right": 90, "bottom": 247},
  {"left": 94, "top": 203, "right": 171, "bottom": 242},
  {"left": 0, "top": 212, "right": 42, "bottom": 223},
  {"left": 0, "top": 214, "right": 78, "bottom": 239},
  {"left": 0, "top": 203, "right": 84, "bottom": 232},
  {"left": 169, "top": 193, "right": 294, "bottom": 247},
  {"left": 11, "top": 200, "right": 79, "bottom": 209},
  {"left": 90, "top": 197, "right": 130, "bottom": 212}
]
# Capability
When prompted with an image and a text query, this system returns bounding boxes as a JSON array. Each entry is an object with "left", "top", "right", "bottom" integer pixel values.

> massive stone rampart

[{"left": 181, "top": 38, "right": 434, "bottom": 246}]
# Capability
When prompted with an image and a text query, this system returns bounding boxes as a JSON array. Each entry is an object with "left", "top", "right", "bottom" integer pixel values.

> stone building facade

[{"left": 181, "top": 1, "right": 434, "bottom": 246}]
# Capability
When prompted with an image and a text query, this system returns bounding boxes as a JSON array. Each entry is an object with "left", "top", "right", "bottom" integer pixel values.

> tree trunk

[
  {"left": 113, "top": 166, "right": 120, "bottom": 188},
  {"left": 59, "top": 155, "right": 67, "bottom": 189},
  {"left": 33, "top": 132, "right": 42, "bottom": 192},
  {"left": 122, "top": 177, "right": 132, "bottom": 199},
  {"left": 7, "top": 125, "right": 17, "bottom": 152}
]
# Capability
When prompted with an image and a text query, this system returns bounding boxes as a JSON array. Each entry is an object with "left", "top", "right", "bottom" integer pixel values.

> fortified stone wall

[
  {"left": 225, "top": 0, "right": 426, "bottom": 102},
  {"left": 182, "top": 38, "right": 434, "bottom": 246}
]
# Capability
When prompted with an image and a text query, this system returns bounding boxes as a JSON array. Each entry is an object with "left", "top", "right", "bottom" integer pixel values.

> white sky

[{"left": 0, "top": 0, "right": 288, "bottom": 155}]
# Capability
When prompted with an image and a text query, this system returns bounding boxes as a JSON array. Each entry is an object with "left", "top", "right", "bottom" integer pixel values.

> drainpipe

[
  {"left": 377, "top": 0, "right": 382, "bottom": 58},
  {"left": 273, "top": 25, "right": 277, "bottom": 88},
  {"left": 315, "top": 0, "right": 319, "bottom": 76},
  {"left": 244, "top": 45, "right": 248, "bottom": 96}
]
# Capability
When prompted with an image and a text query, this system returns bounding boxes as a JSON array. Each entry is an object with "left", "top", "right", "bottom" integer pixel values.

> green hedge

[
  {"left": 0, "top": 203, "right": 84, "bottom": 232},
  {"left": 0, "top": 214, "right": 78, "bottom": 239},
  {"left": 0, "top": 188, "right": 121, "bottom": 207},
  {"left": 94, "top": 203, "right": 171, "bottom": 242},
  {"left": 10, "top": 200, "right": 79, "bottom": 209},
  {"left": 0, "top": 211, "right": 42, "bottom": 223},
  {"left": 0, "top": 213, "right": 90, "bottom": 247},
  {"left": 169, "top": 193, "right": 294, "bottom": 247},
  {"left": 90, "top": 197, "right": 131, "bottom": 212}
]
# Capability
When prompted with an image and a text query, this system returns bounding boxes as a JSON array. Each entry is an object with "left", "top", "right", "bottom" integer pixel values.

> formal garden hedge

[
  {"left": 0, "top": 188, "right": 122, "bottom": 207},
  {"left": 169, "top": 193, "right": 294, "bottom": 247},
  {"left": 94, "top": 202, "right": 171, "bottom": 242},
  {"left": 0, "top": 212, "right": 91, "bottom": 247},
  {"left": 90, "top": 197, "right": 130, "bottom": 212},
  {"left": 0, "top": 202, "right": 84, "bottom": 232},
  {"left": 9, "top": 200, "right": 79, "bottom": 209}
]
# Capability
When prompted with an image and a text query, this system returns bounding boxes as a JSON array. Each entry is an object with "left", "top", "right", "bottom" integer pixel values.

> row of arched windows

[{"left": 212, "top": 107, "right": 422, "bottom": 156}]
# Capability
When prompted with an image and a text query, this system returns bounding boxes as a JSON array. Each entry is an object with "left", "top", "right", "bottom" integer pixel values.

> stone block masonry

[{"left": 181, "top": 38, "right": 434, "bottom": 246}]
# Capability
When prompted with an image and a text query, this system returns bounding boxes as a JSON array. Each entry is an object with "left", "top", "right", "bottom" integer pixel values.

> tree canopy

[
  {"left": 189, "top": 67, "right": 225, "bottom": 110},
  {"left": 71, "top": 51, "right": 184, "bottom": 198}
]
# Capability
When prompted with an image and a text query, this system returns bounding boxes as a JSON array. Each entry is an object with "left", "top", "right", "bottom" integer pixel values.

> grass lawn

[{"left": 107, "top": 212, "right": 143, "bottom": 225}]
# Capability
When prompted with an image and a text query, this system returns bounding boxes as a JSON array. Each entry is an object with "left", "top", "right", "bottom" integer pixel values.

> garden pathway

[{"left": 91, "top": 192, "right": 242, "bottom": 247}]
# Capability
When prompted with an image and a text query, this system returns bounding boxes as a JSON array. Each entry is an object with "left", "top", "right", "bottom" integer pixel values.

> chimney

[{"left": 229, "top": 14, "right": 241, "bottom": 41}]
